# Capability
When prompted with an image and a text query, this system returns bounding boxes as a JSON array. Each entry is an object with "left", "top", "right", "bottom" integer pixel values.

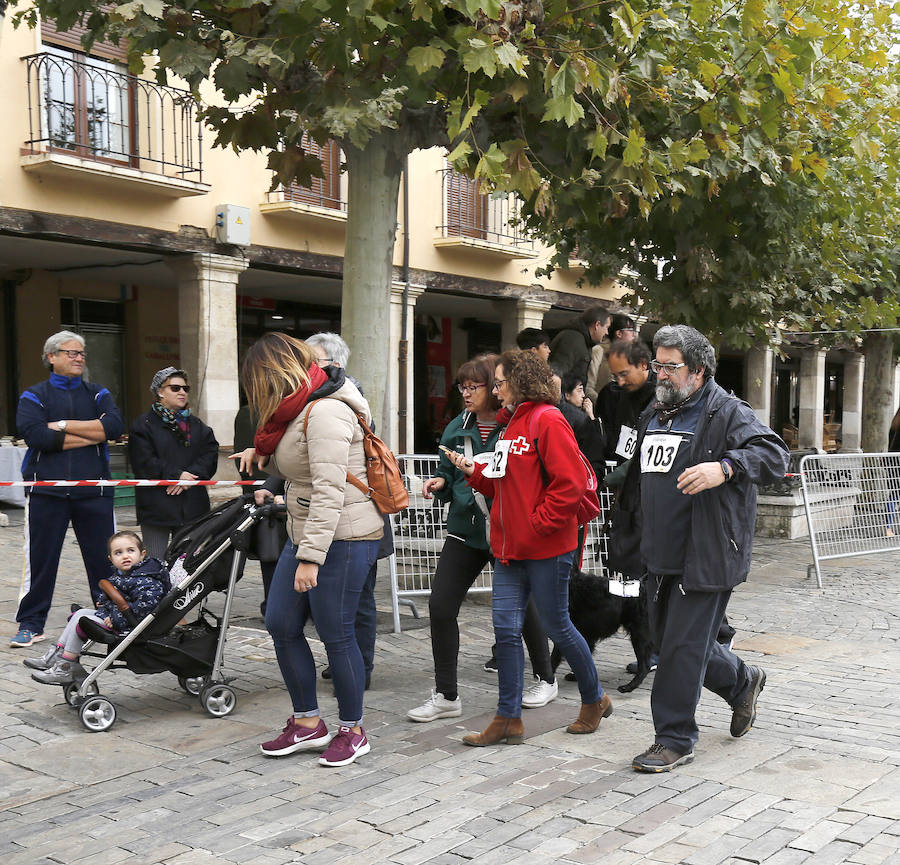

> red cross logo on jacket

[{"left": 508, "top": 436, "right": 531, "bottom": 455}]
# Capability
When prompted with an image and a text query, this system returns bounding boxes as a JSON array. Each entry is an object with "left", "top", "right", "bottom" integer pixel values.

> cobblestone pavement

[{"left": 0, "top": 504, "right": 898, "bottom": 865}]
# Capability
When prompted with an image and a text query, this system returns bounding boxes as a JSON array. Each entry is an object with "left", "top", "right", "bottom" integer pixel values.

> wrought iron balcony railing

[
  {"left": 22, "top": 51, "right": 203, "bottom": 181},
  {"left": 438, "top": 167, "right": 534, "bottom": 250}
]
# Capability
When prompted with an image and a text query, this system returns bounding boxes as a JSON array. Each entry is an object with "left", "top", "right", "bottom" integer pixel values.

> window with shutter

[
  {"left": 284, "top": 138, "right": 343, "bottom": 209},
  {"left": 40, "top": 5, "right": 129, "bottom": 63},
  {"left": 445, "top": 170, "right": 488, "bottom": 240}
]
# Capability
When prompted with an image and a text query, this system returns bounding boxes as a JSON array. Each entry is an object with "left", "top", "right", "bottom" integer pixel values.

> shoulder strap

[
  {"left": 303, "top": 399, "right": 373, "bottom": 497},
  {"left": 528, "top": 404, "right": 556, "bottom": 486}
]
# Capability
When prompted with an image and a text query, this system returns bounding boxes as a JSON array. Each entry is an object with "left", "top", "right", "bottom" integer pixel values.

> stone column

[
  {"left": 499, "top": 287, "right": 556, "bottom": 349},
  {"left": 744, "top": 345, "right": 774, "bottom": 425},
  {"left": 798, "top": 345, "right": 825, "bottom": 451},
  {"left": 167, "top": 253, "right": 248, "bottom": 447},
  {"left": 388, "top": 280, "right": 426, "bottom": 452},
  {"left": 840, "top": 352, "right": 864, "bottom": 452}
]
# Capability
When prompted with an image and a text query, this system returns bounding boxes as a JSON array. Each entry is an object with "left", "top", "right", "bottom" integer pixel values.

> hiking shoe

[
  {"left": 31, "top": 659, "right": 86, "bottom": 685},
  {"left": 626, "top": 654, "right": 658, "bottom": 674},
  {"left": 632, "top": 743, "right": 694, "bottom": 773},
  {"left": 23, "top": 644, "right": 64, "bottom": 671},
  {"left": 260, "top": 718, "right": 333, "bottom": 756},
  {"left": 731, "top": 666, "right": 766, "bottom": 737},
  {"left": 10, "top": 628, "right": 45, "bottom": 648},
  {"left": 407, "top": 690, "right": 462, "bottom": 722},
  {"left": 321, "top": 666, "right": 332, "bottom": 680},
  {"left": 319, "top": 726, "right": 370, "bottom": 767},
  {"left": 522, "top": 676, "right": 558, "bottom": 708},
  {"left": 482, "top": 656, "right": 498, "bottom": 673}
]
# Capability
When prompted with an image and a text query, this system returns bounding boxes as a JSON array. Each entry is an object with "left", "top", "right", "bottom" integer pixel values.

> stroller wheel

[
  {"left": 79, "top": 695, "right": 117, "bottom": 732},
  {"left": 178, "top": 675, "right": 205, "bottom": 696},
  {"left": 201, "top": 683, "right": 237, "bottom": 718},
  {"left": 64, "top": 679, "right": 99, "bottom": 707}
]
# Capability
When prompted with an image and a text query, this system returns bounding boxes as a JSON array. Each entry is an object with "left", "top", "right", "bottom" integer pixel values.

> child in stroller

[{"left": 25, "top": 530, "right": 171, "bottom": 684}]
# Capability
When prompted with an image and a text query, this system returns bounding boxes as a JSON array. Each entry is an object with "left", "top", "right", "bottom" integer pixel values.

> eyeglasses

[
  {"left": 167, "top": 384, "right": 191, "bottom": 393},
  {"left": 317, "top": 357, "right": 334, "bottom": 365},
  {"left": 492, "top": 379, "right": 508, "bottom": 390},
  {"left": 610, "top": 369, "right": 634, "bottom": 381},
  {"left": 57, "top": 349, "right": 86, "bottom": 359},
  {"left": 649, "top": 361, "right": 687, "bottom": 375},
  {"left": 457, "top": 383, "right": 486, "bottom": 395}
]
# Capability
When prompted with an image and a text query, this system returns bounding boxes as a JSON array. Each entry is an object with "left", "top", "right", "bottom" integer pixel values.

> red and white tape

[{"left": 0, "top": 479, "right": 264, "bottom": 487}]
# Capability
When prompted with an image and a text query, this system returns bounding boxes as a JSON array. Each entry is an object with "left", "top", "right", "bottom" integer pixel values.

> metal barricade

[
  {"left": 800, "top": 451, "right": 900, "bottom": 588},
  {"left": 388, "top": 454, "right": 617, "bottom": 632}
]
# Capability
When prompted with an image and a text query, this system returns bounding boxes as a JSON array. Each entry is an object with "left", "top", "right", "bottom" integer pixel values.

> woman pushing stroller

[{"left": 24, "top": 531, "right": 171, "bottom": 684}]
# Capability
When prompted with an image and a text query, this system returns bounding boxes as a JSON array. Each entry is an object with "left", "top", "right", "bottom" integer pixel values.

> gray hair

[
  {"left": 150, "top": 366, "right": 187, "bottom": 396},
  {"left": 653, "top": 325, "right": 717, "bottom": 378},
  {"left": 305, "top": 332, "right": 350, "bottom": 368},
  {"left": 42, "top": 330, "right": 85, "bottom": 368}
]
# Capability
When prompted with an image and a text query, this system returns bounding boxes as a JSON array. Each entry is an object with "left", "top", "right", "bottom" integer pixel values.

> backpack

[
  {"left": 528, "top": 404, "right": 603, "bottom": 526},
  {"left": 304, "top": 402, "right": 409, "bottom": 515}
]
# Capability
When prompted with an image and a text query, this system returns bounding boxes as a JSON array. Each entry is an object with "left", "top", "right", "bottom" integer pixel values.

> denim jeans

[
  {"left": 265, "top": 538, "right": 378, "bottom": 726},
  {"left": 492, "top": 549, "right": 603, "bottom": 718}
]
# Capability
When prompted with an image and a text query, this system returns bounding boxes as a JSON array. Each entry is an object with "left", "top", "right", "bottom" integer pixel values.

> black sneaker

[
  {"left": 632, "top": 743, "right": 694, "bottom": 773},
  {"left": 730, "top": 666, "right": 766, "bottom": 737},
  {"left": 321, "top": 666, "right": 332, "bottom": 680},
  {"left": 626, "top": 654, "right": 658, "bottom": 674},
  {"left": 482, "top": 657, "right": 498, "bottom": 673}
]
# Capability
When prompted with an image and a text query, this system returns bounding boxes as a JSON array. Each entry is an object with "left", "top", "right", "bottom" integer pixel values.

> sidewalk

[{"left": 0, "top": 506, "right": 898, "bottom": 865}]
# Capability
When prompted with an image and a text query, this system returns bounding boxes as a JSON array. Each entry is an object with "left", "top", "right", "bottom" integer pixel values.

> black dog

[{"left": 551, "top": 569, "right": 654, "bottom": 693}]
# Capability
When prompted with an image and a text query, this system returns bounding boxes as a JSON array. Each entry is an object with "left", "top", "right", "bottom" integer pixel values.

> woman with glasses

[
  {"left": 129, "top": 366, "right": 219, "bottom": 561},
  {"left": 445, "top": 349, "right": 611, "bottom": 746},
  {"left": 407, "top": 354, "right": 557, "bottom": 724}
]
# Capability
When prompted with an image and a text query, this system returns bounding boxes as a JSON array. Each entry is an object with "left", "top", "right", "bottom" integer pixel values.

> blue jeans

[
  {"left": 492, "top": 549, "right": 603, "bottom": 718},
  {"left": 265, "top": 538, "right": 379, "bottom": 726}
]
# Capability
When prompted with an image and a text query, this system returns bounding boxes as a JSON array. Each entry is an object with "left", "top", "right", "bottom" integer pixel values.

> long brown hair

[
  {"left": 498, "top": 348, "right": 557, "bottom": 405},
  {"left": 241, "top": 332, "right": 316, "bottom": 427}
]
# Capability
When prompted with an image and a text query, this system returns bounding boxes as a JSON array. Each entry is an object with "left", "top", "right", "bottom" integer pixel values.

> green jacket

[{"left": 433, "top": 410, "right": 504, "bottom": 550}]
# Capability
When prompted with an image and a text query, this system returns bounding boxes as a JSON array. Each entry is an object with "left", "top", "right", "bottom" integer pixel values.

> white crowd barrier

[
  {"left": 388, "top": 454, "right": 617, "bottom": 633},
  {"left": 801, "top": 451, "right": 900, "bottom": 587}
]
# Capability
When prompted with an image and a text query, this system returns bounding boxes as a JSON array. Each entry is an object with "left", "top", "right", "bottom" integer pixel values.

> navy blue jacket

[
  {"left": 609, "top": 379, "right": 789, "bottom": 590},
  {"left": 16, "top": 374, "right": 125, "bottom": 498},
  {"left": 96, "top": 556, "right": 171, "bottom": 631}
]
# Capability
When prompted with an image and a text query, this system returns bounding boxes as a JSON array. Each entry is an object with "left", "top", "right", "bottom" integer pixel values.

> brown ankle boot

[
  {"left": 462, "top": 715, "right": 525, "bottom": 747},
  {"left": 566, "top": 693, "right": 613, "bottom": 734}
]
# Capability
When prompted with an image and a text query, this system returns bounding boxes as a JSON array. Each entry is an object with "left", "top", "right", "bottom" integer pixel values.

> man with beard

[{"left": 613, "top": 325, "right": 788, "bottom": 772}]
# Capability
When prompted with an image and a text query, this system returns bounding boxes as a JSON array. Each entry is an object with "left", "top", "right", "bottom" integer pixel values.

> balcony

[
  {"left": 260, "top": 138, "right": 348, "bottom": 224},
  {"left": 20, "top": 50, "right": 209, "bottom": 197},
  {"left": 435, "top": 167, "right": 537, "bottom": 258}
]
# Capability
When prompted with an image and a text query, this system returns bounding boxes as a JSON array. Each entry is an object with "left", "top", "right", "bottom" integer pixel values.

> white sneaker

[
  {"left": 522, "top": 676, "right": 558, "bottom": 709},
  {"left": 407, "top": 689, "right": 462, "bottom": 723}
]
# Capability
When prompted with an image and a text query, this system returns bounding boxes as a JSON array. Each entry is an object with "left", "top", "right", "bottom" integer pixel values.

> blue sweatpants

[{"left": 17, "top": 493, "right": 115, "bottom": 633}]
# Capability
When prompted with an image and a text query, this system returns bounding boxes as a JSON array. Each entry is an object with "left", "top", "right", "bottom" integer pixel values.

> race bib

[
  {"left": 482, "top": 439, "right": 511, "bottom": 478},
  {"left": 640, "top": 433, "right": 682, "bottom": 474},
  {"left": 615, "top": 424, "right": 638, "bottom": 459}
]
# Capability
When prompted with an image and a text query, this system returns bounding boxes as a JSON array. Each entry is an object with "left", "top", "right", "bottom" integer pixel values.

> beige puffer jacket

[{"left": 267, "top": 380, "right": 383, "bottom": 565}]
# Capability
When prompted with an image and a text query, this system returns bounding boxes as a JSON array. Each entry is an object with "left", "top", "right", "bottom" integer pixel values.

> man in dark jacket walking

[
  {"left": 614, "top": 325, "right": 788, "bottom": 773},
  {"left": 548, "top": 306, "right": 610, "bottom": 382},
  {"left": 12, "top": 331, "right": 125, "bottom": 647}
]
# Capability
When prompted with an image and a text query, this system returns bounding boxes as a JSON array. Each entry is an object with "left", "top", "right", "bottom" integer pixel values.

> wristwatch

[{"left": 56, "top": 420, "right": 68, "bottom": 431}]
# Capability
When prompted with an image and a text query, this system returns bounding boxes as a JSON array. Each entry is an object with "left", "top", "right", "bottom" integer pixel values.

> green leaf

[
  {"left": 591, "top": 128, "right": 609, "bottom": 161},
  {"left": 742, "top": 0, "right": 766, "bottom": 33},
  {"left": 668, "top": 139, "right": 690, "bottom": 171},
  {"left": 542, "top": 94, "right": 585, "bottom": 127},
  {"left": 411, "top": 0, "right": 434, "bottom": 22},
  {"left": 496, "top": 42, "right": 528, "bottom": 74},
  {"left": 462, "top": 37, "right": 498, "bottom": 77},
  {"left": 623, "top": 128, "right": 645, "bottom": 167},
  {"left": 116, "top": 0, "right": 164, "bottom": 20},
  {"left": 407, "top": 45, "right": 446, "bottom": 74},
  {"left": 686, "top": 138, "right": 709, "bottom": 162},
  {"left": 460, "top": 90, "right": 489, "bottom": 132},
  {"left": 447, "top": 140, "right": 474, "bottom": 166}
]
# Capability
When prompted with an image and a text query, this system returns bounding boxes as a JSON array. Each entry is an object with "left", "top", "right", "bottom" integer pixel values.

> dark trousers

[
  {"left": 429, "top": 536, "right": 552, "bottom": 698},
  {"left": 647, "top": 574, "right": 751, "bottom": 755},
  {"left": 17, "top": 493, "right": 115, "bottom": 632}
]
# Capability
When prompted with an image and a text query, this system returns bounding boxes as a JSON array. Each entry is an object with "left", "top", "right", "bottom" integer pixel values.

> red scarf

[{"left": 253, "top": 364, "right": 329, "bottom": 456}]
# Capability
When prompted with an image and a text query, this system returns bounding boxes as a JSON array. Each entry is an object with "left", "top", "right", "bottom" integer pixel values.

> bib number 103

[{"left": 640, "top": 434, "right": 681, "bottom": 473}]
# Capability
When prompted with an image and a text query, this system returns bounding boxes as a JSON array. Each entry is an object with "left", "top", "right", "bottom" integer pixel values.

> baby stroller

[{"left": 65, "top": 495, "right": 285, "bottom": 732}]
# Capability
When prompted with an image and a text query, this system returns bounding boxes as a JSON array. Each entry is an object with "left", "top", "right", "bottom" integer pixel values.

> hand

[
  {"left": 274, "top": 495, "right": 285, "bottom": 505},
  {"left": 230, "top": 447, "right": 268, "bottom": 475},
  {"left": 254, "top": 489, "right": 274, "bottom": 506},
  {"left": 422, "top": 477, "right": 446, "bottom": 499},
  {"left": 443, "top": 449, "right": 474, "bottom": 477},
  {"left": 677, "top": 462, "right": 727, "bottom": 496},
  {"left": 168, "top": 470, "right": 197, "bottom": 496},
  {"left": 104, "top": 616, "right": 113, "bottom": 628},
  {"left": 582, "top": 397, "right": 594, "bottom": 420},
  {"left": 294, "top": 561, "right": 319, "bottom": 593}
]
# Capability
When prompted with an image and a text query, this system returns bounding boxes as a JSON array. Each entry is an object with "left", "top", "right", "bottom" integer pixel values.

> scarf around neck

[
  {"left": 253, "top": 364, "right": 329, "bottom": 456},
  {"left": 152, "top": 402, "right": 192, "bottom": 447}
]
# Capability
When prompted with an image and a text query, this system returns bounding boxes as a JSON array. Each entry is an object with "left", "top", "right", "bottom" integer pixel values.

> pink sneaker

[
  {"left": 259, "top": 717, "right": 332, "bottom": 756},
  {"left": 319, "top": 725, "right": 370, "bottom": 767}
]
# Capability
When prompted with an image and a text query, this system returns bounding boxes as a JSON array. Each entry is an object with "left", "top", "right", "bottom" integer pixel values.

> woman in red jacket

[{"left": 447, "top": 349, "right": 612, "bottom": 746}]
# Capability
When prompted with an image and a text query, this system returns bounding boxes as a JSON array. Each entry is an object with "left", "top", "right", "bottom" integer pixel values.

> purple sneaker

[
  {"left": 319, "top": 725, "right": 370, "bottom": 767},
  {"left": 259, "top": 717, "right": 333, "bottom": 757}
]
